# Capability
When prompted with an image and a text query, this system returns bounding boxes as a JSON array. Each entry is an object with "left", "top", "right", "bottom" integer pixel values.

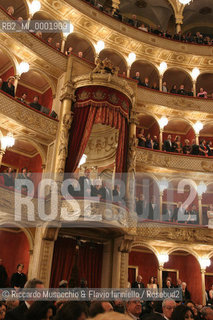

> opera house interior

[{"left": 1, "top": 0, "right": 213, "bottom": 319}]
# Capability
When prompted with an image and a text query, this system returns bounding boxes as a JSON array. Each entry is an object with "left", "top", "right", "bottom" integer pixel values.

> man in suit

[
  {"left": 5, "top": 278, "right": 44, "bottom": 320},
  {"left": 148, "top": 195, "right": 160, "bottom": 220},
  {"left": 17, "top": 93, "right": 27, "bottom": 104},
  {"left": 153, "top": 136, "right": 159, "bottom": 150},
  {"left": 29, "top": 96, "right": 41, "bottom": 111},
  {"left": 112, "top": 185, "right": 122, "bottom": 203},
  {"left": 177, "top": 84, "right": 186, "bottom": 95},
  {"left": 131, "top": 275, "right": 145, "bottom": 288},
  {"left": 126, "top": 300, "right": 142, "bottom": 320},
  {"left": 190, "top": 139, "right": 199, "bottom": 155},
  {"left": 142, "top": 77, "right": 150, "bottom": 88},
  {"left": 0, "top": 259, "right": 8, "bottom": 288},
  {"left": 100, "top": 181, "right": 112, "bottom": 201},
  {"left": 162, "top": 298, "right": 176, "bottom": 320},
  {"left": 163, "top": 204, "right": 173, "bottom": 222},
  {"left": 2, "top": 76, "right": 15, "bottom": 97},
  {"left": 11, "top": 264, "right": 27, "bottom": 288},
  {"left": 133, "top": 72, "right": 142, "bottom": 86},
  {"left": 173, "top": 202, "right": 184, "bottom": 223},
  {"left": 189, "top": 205, "right": 199, "bottom": 225},
  {"left": 136, "top": 194, "right": 147, "bottom": 219},
  {"left": 79, "top": 169, "right": 92, "bottom": 197},
  {"left": 163, "top": 135, "right": 173, "bottom": 152}
]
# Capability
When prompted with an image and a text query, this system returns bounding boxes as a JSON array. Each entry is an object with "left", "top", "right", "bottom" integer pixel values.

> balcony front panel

[{"left": 136, "top": 147, "right": 213, "bottom": 173}]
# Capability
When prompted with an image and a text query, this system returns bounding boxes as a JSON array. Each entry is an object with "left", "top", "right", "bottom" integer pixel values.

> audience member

[
  {"left": 10, "top": 264, "right": 27, "bottom": 288},
  {"left": 170, "top": 85, "right": 177, "bottom": 94},
  {"left": 138, "top": 23, "right": 148, "bottom": 32},
  {"left": 100, "top": 181, "right": 112, "bottom": 201},
  {"left": 163, "top": 135, "right": 173, "bottom": 152},
  {"left": 89, "top": 302, "right": 113, "bottom": 318},
  {"left": 191, "top": 139, "right": 199, "bottom": 155},
  {"left": 183, "top": 139, "right": 191, "bottom": 154},
  {"left": 65, "top": 47, "right": 73, "bottom": 56},
  {"left": 5, "top": 298, "right": 19, "bottom": 312},
  {"left": 148, "top": 195, "right": 160, "bottom": 220},
  {"left": 112, "top": 301, "right": 125, "bottom": 314},
  {"left": 147, "top": 276, "right": 158, "bottom": 289},
  {"left": 26, "top": 301, "right": 56, "bottom": 320},
  {"left": 0, "top": 259, "right": 8, "bottom": 288},
  {"left": 47, "top": 37, "right": 53, "bottom": 45},
  {"left": 201, "top": 307, "right": 213, "bottom": 320},
  {"left": 17, "top": 93, "right": 27, "bottom": 104},
  {"left": 162, "top": 298, "right": 176, "bottom": 320},
  {"left": 197, "top": 88, "right": 207, "bottom": 98},
  {"left": 171, "top": 305, "right": 194, "bottom": 320},
  {"left": 79, "top": 169, "right": 92, "bottom": 197},
  {"left": 55, "top": 42, "right": 61, "bottom": 51},
  {"left": 199, "top": 140, "right": 208, "bottom": 156},
  {"left": 153, "top": 136, "right": 159, "bottom": 150},
  {"left": 112, "top": 185, "right": 122, "bottom": 203},
  {"left": 131, "top": 275, "right": 145, "bottom": 288},
  {"left": 3, "top": 167, "right": 14, "bottom": 187},
  {"left": 173, "top": 135, "right": 182, "bottom": 153},
  {"left": 29, "top": 96, "right": 42, "bottom": 111},
  {"left": 55, "top": 301, "right": 88, "bottom": 320},
  {"left": 182, "top": 282, "right": 191, "bottom": 302},
  {"left": 177, "top": 84, "right": 186, "bottom": 95},
  {"left": 0, "top": 302, "right": 6, "bottom": 320},
  {"left": 152, "top": 82, "right": 159, "bottom": 90},
  {"left": 78, "top": 51, "right": 83, "bottom": 58},
  {"left": 126, "top": 300, "right": 142, "bottom": 319},
  {"left": 162, "top": 82, "right": 168, "bottom": 93},
  {"left": 145, "top": 133, "right": 153, "bottom": 149},
  {"left": 137, "top": 129, "right": 146, "bottom": 147},
  {"left": 6, "top": 6, "right": 14, "bottom": 16},
  {"left": 206, "top": 141, "right": 213, "bottom": 156},
  {"left": 2, "top": 76, "right": 15, "bottom": 97},
  {"left": 136, "top": 194, "right": 146, "bottom": 218},
  {"left": 142, "top": 77, "right": 150, "bottom": 88},
  {"left": 133, "top": 72, "right": 142, "bottom": 86}
]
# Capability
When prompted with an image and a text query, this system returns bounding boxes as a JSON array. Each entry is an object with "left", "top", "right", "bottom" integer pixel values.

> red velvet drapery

[
  {"left": 50, "top": 237, "right": 103, "bottom": 288},
  {"left": 65, "top": 86, "right": 130, "bottom": 173}
]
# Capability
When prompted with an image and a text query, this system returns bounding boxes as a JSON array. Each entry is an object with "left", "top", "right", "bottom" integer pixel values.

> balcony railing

[
  {"left": 0, "top": 91, "right": 58, "bottom": 140},
  {"left": 137, "top": 86, "right": 213, "bottom": 114},
  {"left": 67, "top": 0, "right": 213, "bottom": 57},
  {"left": 0, "top": 6, "right": 67, "bottom": 72},
  {"left": 136, "top": 147, "right": 213, "bottom": 173}
]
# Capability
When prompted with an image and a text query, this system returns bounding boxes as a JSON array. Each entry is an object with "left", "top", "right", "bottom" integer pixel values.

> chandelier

[{"left": 179, "top": 0, "right": 193, "bottom": 4}]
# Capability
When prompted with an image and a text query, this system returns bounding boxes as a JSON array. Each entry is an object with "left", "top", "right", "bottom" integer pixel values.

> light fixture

[
  {"left": 18, "top": 62, "right": 29, "bottom": 75},
  {"left": 159, "top": 178, "right": 169, "bottom": 193},
  {"left": 158, "top": 254, "right": 169, "bottom": 265},
  {"left": 158, "top": 116, "right": 168, "bottom": 129},
  {"left": 62, "top": 23, "right": 74, "bottom": 38},
  {"left": 199, "top": 258, "right": 210, "bottom": 270},
  {"left": 197, "top": 182, "right": 207, "bottom": 196},
  {"left": 178, "top": 0, "right": 193, "bottom": 5},
  {"left": 127, "top": 52, "right": 136, "bottom": 65},
  {"left": 191, "top": 67, "right": 200, "bottom": 81},
  {"left": 78, "top": 154, "right": 87, "bottom": 168},
  {"left": 193, "top": 121, "right": 203, "bottom": 134},
  {"left": 159, "top": 61, "right": 167, "bottom": 74},
  {"left": 30, "top": 0, "right": 41, "bottom": 15},
  {"left": 95, "top": 40, "right": 105, "bottom": 54},
  {"left": 1, "top": 133, "right": 15, "bottom": 151}
]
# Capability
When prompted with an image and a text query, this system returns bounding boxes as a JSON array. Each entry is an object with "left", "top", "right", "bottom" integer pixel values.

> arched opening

[
  {"left": 130, "top": 61, "right": 159, "bottom": 89},
  {"left": 182, "top": 0, "right": 213, "bottom": 37},
  {"left": 1, "top": 0, "right": 28, "bottom": 20},
  {"left": 99, "top": 49, "right": 127, "bottom": 74},
  {"left": 65, "top": 33, "right": 95, "bottom": 62},
  {"left": 163, "top": 68, "right": 193, "bottom": 93},
  {"left": 135, "top": 173, "right": 160, "bottom": 220},
  {"left": 196, "top": 73, "right": 213, "bottom": 98},
  {"left": 129, "top": 245, "right": 159, "bottom": 288},
  {"left": 0, "top": 48, "right": 15, "bottom": 82},
  {"left": 0, "top": 136, "right": 44, "bottom": 193},
  {"left": 137, "top": 114, "right": 160, "bottom": 148},
  {"left": 205, "top": 256, "right": 213, "bottom": 302},
  {"left": 163, "top": 178, "right": 199, "bottom": 224},
  {"left": 0, "top": 225, "right": 30, "bottom": 286},
  {"left": 16, "top": 69, "right": 53, "bottom": 112},
  {"left": 119, "top": 0, "right": 175, "bottom": 33},
  {"left": 50, "top": 234, "right": 103, "bottom": 288},
  {"left": 199, "top": 123, "right": 213, "bottom": 149},
  {"left": 165, "top": 249, "right": 202, "bottom": 304},
  {"left": 163, "top": 118, "right": 195, "bottom": 153}
]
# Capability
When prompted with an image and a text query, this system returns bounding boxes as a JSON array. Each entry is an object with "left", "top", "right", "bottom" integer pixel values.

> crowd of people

[
  {"left": 0, "top": 77, "right": 56, "bottom": 117},
  {"left": 0, "top": 167, "right": 33, "bottom": 191},
  {"left": 137, "top": 130, "right": 213, "bottom": 157},
  {"left": 84, "top": 0, "right": 213, "bottom": 46},
  {"left": 0, "top": 270, "right": 212, "bottom": 320}
]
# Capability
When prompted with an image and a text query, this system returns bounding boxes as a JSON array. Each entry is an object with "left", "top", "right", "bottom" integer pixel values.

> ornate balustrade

[
  {"left": 0, "top": 91, "right": 58, "bottom": 142},
  {"left": 137, "top": 86, "right": 213, "bottom": 115},
  {"left": 136, "top": 147, "right": 213, "bottom": 173},
  {"left": 0, "top": 6, "right": 67, "bottom": 72},
  {"left": 67, "top": 0, "right": 213, "bottom": 61}
]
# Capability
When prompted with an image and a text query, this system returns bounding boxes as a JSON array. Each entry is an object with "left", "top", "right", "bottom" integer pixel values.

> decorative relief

[
  {"left": 127, "top": 135, "right": 138, "bottom": 173},
  {"left": 92, "top": 57, "right": 119, "bottom": 76},
  {"left": 137, "top": 149, "right": 171, "bottom": 168},
  {"left": 201, "top": 161, "right": 213, "bottom": 172}
]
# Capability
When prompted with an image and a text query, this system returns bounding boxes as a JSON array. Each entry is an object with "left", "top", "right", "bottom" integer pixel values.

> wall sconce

[
  {"left": 1, "top": 133, "right": 15, "bottom": 151},
  {"left": 127, "top": 52, "right": 136, "bottom": 66},
  {"left": 18, "top": 62, "right": 30, "bottom": 75},
  {"left": 191, "top": 67, "right": 200, "bottom": 81},
  {"left": 95, "top": 40, "right": 105, "bottom": 54},
  {"left": 193, "top": 121, "right": 203, "bottom": 134},
  {"left": 30, "top": 0, "right": 41, "bottom": 15},
  {"left": 158, "top": 253, "right": 169, "bottom": 265},
  {"left": 197, "top": 182, "right": 207, "bottom": 196},
  {"left": 159, "top": 178, "right": 169, "bottom": 193},
  {"left": 199, "top": 258, "right": 210, "bottom": 270},
  {"left": 158, "top": 116, "right": 168, "bottom": 129},
  {"left": 159, "top": 61, "right": 167, "bottom": 75}
]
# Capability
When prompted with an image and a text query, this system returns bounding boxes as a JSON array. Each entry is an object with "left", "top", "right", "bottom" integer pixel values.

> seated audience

[
  {"left": 2, "top": 76, "right": 15, "bottom": 97},
  {"left": 26, "top": 301, "right": 56, "bottom": 320},
  {"left": 133, "top": 72, "right": 142, "bottom": 86},
  {"left": 199, "top": 140, "right": 208, "bottom": 156},
  {"left": 153, "top": 136, "right": 159, "bottom": 150},
  {"left": 164, "top": 135, "right": 173, "bottom": 152},
  {"left": 183, "top": 139, "right": 191, "bottom": 154},
  {"left": 145, "top": 133, "right": 153, "bottom": 149},
  {"left": 185, "top": 301, "right": 199, "bottom": 319},
  {"left": 197, "top": 88, "right": 207, "bottom": 98},
  {"left": 190, "top": 139, "right": 199, "bottom": 155},
  {"left": 10, "top": 264, "right": 27, "bottom": 288},
  {"left": 17, "top": 93, "right": 27, "bottom": 104},
  {"left": 177, "top": 84, "right": 186, "bottom": 95},
  {"left": 142, "top": 77, "right": 150, "bottom": 88},
  {"left": 162, "top": 81, "right": 168, "bottom": 92},
  {"left": 55, "top": 301, "right": 88, "bottom": 320},
  {"left": 173, "top": 135, "right": 182, "bottom": 153},
  {"left": 7, "top": 6, "right": 14, "bottom": 16},
  {"left": 170, "top": 84, "right": 177, "bottom": 94},
  {"left": 137, "top": 129, "right": 146, "bottom": 147},
  {"left": 30, "top": 96, "right": 42, "bottom": 111}
]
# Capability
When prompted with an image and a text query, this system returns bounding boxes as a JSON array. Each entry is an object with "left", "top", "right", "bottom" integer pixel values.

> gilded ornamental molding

[
  {"left": 0, "top": 92, "right": 58, "bottom": 140},
  {"left": 136, "top": 147, "right": 213, "bottom": 173}
]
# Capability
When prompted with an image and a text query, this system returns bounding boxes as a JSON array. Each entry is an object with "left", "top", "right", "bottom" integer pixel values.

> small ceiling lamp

[
  {"left": 18, "top": 62, "right": 30, "bottom": 75},
  {"left": 95, "top": 40, "right": 105, "bottom": 54},
  {"left": 191, "top": 67, "right": 200, "bottom": 81},
  {"left": 158, "top": 116, "right": 168, "bottom": 129},
  {"left": 193, "top": 121, "right": 203, "bottom": 134},
  {"left": 179, "top": 0, "right": 193, "bottom": 5},
  {"left": 30, "top": 0, "right": 41, "bottom": 15},
  {"left": 127, "top": 52, "right": 136, "bottom": 65},
  {"left": 159, "top": 61, "right": 167, "bottom": 75},
  {"left": 1, "top": 133, "right": 15, "bottom": 151}
]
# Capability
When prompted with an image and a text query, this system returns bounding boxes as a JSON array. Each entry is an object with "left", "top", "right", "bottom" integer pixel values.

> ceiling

[
  {"left": 20, "top": 69, "right": 50, "bottom": 93},
  {"left": 10, "top": 139, "right": 38, "bottom": 158}
]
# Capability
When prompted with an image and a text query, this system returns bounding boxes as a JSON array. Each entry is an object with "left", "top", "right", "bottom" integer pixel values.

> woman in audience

[
  {"left": 2, "top": 76, "right": 15, "bottom": 97},
  {"left": 145, "top": 133, "right": 153, "bottom": 149},
  {"left": 197, "top": 88, "right": 207, "bottom": 98},
  {"left": 137, "top": 129, "right": 146, "bottom": 147},
  {"left": 147, "top": 276, "right": 157, "bottom": 289},
  {"left": 199, "top": 140, "right": 208, "bottom": 156},
  {"left": 206, "top": 141, "right": 213, "bottom": 156},
  {"left": 170, "top": 85, "right": 177, "bottom": 94},
  {"left": 171, "top": 305, "right": 194, "bottom": 320},
  {"left": 162, "top": 81, "right": 168, "bottom": 92},
  {"left": 173, "top": 135, "right": 182, "bottom": 153},
  {"left": 208, "top": 284, "right": 213, "bottom": 302}
]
